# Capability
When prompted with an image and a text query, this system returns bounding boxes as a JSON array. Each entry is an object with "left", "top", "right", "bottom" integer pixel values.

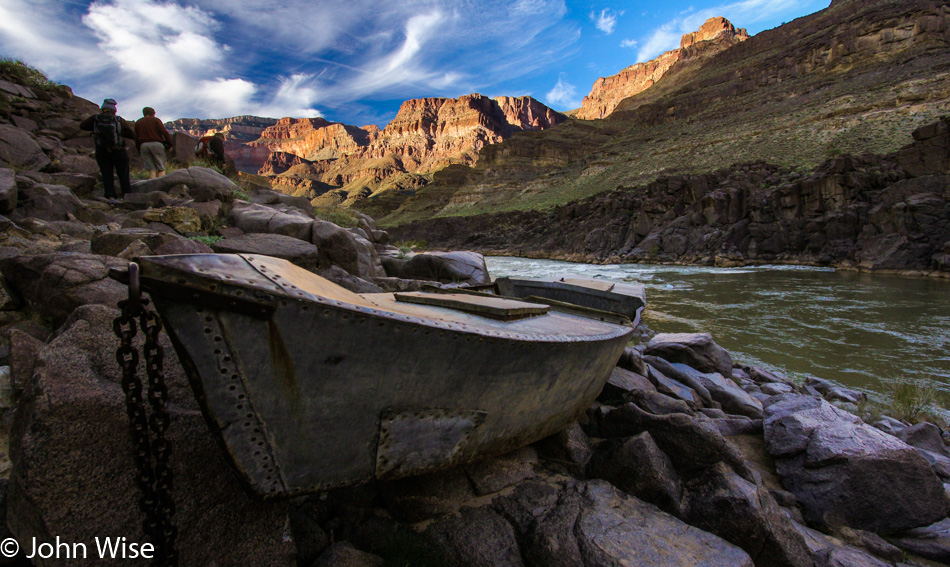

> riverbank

[{"left": 386, "top": 117, "right": 950, "bottom": 279}]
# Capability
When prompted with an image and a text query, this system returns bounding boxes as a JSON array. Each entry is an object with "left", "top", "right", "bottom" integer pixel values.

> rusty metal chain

[{"left": 114, "top": 262, "right": 178, "bottom": 566}]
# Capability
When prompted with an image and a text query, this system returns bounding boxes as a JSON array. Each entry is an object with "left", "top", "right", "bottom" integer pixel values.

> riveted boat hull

[{"left": 136, "top": 254, "right": 633, "bottom": 498}]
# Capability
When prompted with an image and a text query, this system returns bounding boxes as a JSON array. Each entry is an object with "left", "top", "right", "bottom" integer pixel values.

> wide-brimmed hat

[{"left": 101, "top": 98, "right": 118, "bottom": 112}]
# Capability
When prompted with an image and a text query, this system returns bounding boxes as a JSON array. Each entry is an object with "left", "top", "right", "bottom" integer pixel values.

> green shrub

[
  {"left": 314, "top": 206, "right": 359, "bottom": 228},
  {"left": 188, "top": 235, "right": 223, "bottom": 246},
  {"left": 885, "top": 377, "right": 939, "bottom": 423},
  {"left": 0, "top": 57, "right": 59, "bottom": 89}
]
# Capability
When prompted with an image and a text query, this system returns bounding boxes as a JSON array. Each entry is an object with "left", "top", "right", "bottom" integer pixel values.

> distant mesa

[{"left": 576, "top": 17, "right": 748, "bottom": 120}]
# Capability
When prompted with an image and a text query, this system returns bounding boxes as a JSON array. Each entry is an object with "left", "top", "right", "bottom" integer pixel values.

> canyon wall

[{"left": 576, "top": 17, "right": 748, "bottom": 120}]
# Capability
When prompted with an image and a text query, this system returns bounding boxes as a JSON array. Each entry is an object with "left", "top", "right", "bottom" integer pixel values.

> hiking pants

[{"left": 95, "top": 147, "right": 131, "bottom": 198}]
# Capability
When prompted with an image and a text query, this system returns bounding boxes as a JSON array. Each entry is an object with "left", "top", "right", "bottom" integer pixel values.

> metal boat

[
  {"left": 123, "top": 254, "right": 634, "bottom": 498},
  {"left": 495, "top": 276, "right": 646, "bottom": 325}
]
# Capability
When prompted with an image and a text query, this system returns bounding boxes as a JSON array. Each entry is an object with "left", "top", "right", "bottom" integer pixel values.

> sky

[{"left": 0, "top": 0, "right": 828, "bottom": 128}]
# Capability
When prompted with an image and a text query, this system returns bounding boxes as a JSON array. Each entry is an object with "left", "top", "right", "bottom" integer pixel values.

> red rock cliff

[{"left": 576, "top": 17, "right": 748, "bottom": 120}]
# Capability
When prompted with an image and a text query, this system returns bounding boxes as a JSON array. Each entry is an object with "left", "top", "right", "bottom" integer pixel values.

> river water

[{"left": 485, "top": 256, "right": 950, "bottom": 398}]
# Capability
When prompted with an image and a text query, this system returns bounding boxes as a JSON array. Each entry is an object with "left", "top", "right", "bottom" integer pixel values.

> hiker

[
  {"left": 135, "top": 106, "right": 173, "bottom": 179},
  {"left": 195, "top": 132, "right": 226, "bottom": 169},
  {"left": 79, "top": 98, "right": 135, "bottom": 200}
]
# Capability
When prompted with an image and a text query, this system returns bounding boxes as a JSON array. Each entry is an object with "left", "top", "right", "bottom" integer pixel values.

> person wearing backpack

[
  {"left": 80, "top": 98, "right": 135, "bottom": 201},
  {"left": 195, "top": 132, "right": 226, "bottom": 169},
  {"left": 135, "top": 107, "right": 173, "bottom": 179}
]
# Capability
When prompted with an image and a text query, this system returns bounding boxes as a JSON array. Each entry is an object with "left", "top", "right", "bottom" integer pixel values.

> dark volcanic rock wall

[{"left": 389, "top": 119, "right": 950, "bottom": 274}]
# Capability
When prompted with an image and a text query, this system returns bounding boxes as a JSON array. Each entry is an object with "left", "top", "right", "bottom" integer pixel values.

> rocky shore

[{"left": 2, "top": 64, "right": 950, "bottom": 567}]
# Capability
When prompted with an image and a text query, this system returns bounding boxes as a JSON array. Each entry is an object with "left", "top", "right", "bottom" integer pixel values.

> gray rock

[
  {"left": 424, "top": 506, "right": 524, "bottom": 567},
  {"left": 645, "top": 332, "right": 733, "bottom": 377},
  {"left": 534, "top": 422, "right": 593, "bottom": 476},
  {"left": 312, "top": 542, "right": 385, "bottom": 567},
  {"left": 382, "top": 251, "right": 490, "bottom": 285},
  {"left": 128, "top": 166, "right": 237, "bottom": 200},
  {"left": 491, "top": 479, "right": 561, "bottom": 538},
  {"left": 598, "top": 366, "right": 655, "bottom": 405},
  {"left": 644, "top": 355, "right": 714, "bottom": 406},
  {"left": 617, "top": 346, "right": 648, "bottom": 375},
  {"left": 671, "top": 363, "right": 763, "bottom": 418},
  {"left": 705, "top": 416, "right": 763, "bottom": 436},
  {"left": 594, "top": 402, "right": 752, "bottom": 480},
  {"left": 316, "top": 266, "right": 385, "bottom": 294},
  {"left": 763, "top": 394, "right": 949, "bottom": 532},
  {"left": 571, "top": 480, "right": 754, "bottom": 566},
  {"left": 749, "top": 366, "right": 792, "bottom": 385},
  {"left": 0, "top": 253, "right": 127, "bottom": 328},
  {"left": 212, "top": 233, "right": 320, "bottom": 271},
  {"left": 90, "top": 228, "right": 184, "bottom": 257},
  {"left": 896, "top": 422, "right": 950, "bottom": 457},
  {"left": 872, "top": 416, "right": 906, "bottom": 435},
  {"left": 230, "top": 201, "right": 313, "bottom": 241},
  {"left": 6, "top": 305, "right": 295, "bottom": 566},
  {"left": 587, "top": 432, "right": 682, "bottom": 514},
  {"left": 0, "top": 124, "right": 50, "bottom": 171},
  {"left": 250, "top": 189, "right": 313, "bottom": 213},
  {"left": 0, "top": 168, "right": 16, "bottom": 214},
  {"left": 312, "top": 220, "right": 385, "bottom": 279},
  {"left": 761, "top": 382, "right": 795, "bottom": 396},
  {"left": 289, "top": 504, "right": 330, "bottom": 567},
  {"left": 12, "top": 184, "right": 102, "bottom": 224},
  {"left": 464, "top": 447, "right": 537, "bottom": 496},
  {"left": 887, "top": 517, "right": 950, "bottom": 563},
  {"left": 681, "top": 462, "right": 813, "bottom": 567},
  {"left": 792, "top": 522, "right": 892, "bottom": 567},
  {"left": 646, "top": 363, "right": 702, "bottom": 406},
  {"left": 629, "top": 389, "right": 695, "bottom": 416},
  {"left": 152, "top": 238, "right": 214, "bottom": 255}
]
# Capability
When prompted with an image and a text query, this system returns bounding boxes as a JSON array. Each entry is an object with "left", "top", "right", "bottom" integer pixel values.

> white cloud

[
  {"left": 591, "top": 9, "right": 619, "bottom": 35},
  {"left": 0, "top": 0, "right": 581, "bottom": 123},
  {"left": 620, "top": 38, "right": 638, "bottom": 48},
  {"left": 545, "top": 74, "right": 581, "bottom": 110}
]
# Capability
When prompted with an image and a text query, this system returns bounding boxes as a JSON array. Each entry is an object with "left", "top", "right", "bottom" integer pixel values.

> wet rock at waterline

[{"left": 763, "top": 394, "right": 949, "bottom": 533}]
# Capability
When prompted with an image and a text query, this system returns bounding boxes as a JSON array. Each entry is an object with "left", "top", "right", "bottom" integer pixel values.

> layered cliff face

[
  {"left": 388, "top": 118, "right": 950, "bottom": 275},
  {"left": 255, "top": 94, "right": 565, "bottom": 206},
  {"left": 372, "top": 0, "right": 950, "bottom": 225},
  {"left": 575, "top": 17, "right": 748, "bottom": 120}
]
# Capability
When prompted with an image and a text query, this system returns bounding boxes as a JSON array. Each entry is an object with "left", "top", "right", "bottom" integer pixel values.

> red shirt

[{"left": 134, "top": 115, "right": 173, "bottom": 149}]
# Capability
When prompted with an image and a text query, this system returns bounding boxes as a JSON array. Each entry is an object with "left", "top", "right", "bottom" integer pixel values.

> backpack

[
  {"left": 195, "top": 136, "right": 213, "bottom": 157},
  {"left": 93, "top": 113, "right": 123, "bottom": 149}
]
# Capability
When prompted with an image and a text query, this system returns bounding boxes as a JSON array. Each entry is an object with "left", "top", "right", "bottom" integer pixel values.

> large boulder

[
  {"left": 586, "top": 432, "right": 682, "bottom": 514},
  {"left": 381, "top": 251, "right": 490, "bottom": 286},
  {"left": 0, "top": 124, "right": 50, "bottom": 171},
  {"left": 524, "top": 480, "right": 754, "bottom": 567},
  {"left": 644, "top": 333, "right": 733, "bottom": 377},
  {"left": 311, "top": 220, "right": 385, "bottom": 279},
  {"left": 212, "top": 233, "right": 320, "bottom": 271},
  {"left": 12, "top": 183, "right": 101, "bottom": 224},
  {"left": 763, "top": 394, "right": 949, "bottom": 533},
  {"left": 6, "top": 305, "right": 295, "bottom": 566},
  {"left": 230, "top": 202, "right": 313, "bottom": 241},
  {"left": 681, "top": 462, "right": 813, "bottom": 567},
  {"left": 142, "top": 206, "right": 203, "bottom": 233},
  {"left": 129, "top": 167, "right": 237, "bottom": 202},
  {"left": 0, "top": 253, "right": 127, "bottom": 328}
]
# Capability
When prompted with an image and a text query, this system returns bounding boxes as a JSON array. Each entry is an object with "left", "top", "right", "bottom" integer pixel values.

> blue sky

[{"left": 1, "top": 0, "right": 828, "bottom": 127}]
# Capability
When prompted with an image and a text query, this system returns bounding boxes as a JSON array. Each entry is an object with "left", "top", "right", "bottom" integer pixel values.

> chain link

[{"left": 115, "top": 287, "right": 178, "bottom": 567}]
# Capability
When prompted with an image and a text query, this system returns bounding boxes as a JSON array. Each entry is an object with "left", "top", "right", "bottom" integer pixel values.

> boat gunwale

[{"left": 137, "top": 255, "right": 634, "bottom": 344}]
